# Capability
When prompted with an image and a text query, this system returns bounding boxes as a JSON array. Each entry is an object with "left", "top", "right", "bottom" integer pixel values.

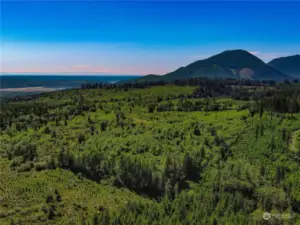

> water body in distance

[
  {"left": 0, "top": 75, "right": 141, "bottom": 89},
  {"left": 0, "top": 75, "right": 141, "bottom": 97}
]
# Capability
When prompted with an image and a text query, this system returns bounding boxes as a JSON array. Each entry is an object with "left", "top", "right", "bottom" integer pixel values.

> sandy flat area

[{"left": 0, "top": 87, "right": 57, "bottom": 92}]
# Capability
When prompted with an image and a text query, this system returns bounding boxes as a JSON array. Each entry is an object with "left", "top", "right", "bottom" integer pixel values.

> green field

[{"left": 1, "top": 84, "right": 300, "bottom": 225}]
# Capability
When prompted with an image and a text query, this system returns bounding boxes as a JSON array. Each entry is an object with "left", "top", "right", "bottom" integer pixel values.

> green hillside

[
  {"left": 1, "top": 80, "right": 300, "bottom": 225},
  {"left": 268, "top": 55, "right": 300, "bottom": 78},
  {"left": 125, "top": 50, "right": 291, "bottom": 83}
]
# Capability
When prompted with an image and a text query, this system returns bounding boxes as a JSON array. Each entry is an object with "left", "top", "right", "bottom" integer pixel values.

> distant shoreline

[
  {"left": 0, "top": 87, "right": 57, "bottom": 92},
  {"left": 0, "top": 75, "right": 142, "bottom": 96}
]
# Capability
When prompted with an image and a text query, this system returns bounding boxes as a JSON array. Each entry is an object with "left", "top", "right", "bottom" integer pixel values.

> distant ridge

[
  {"left": 122, "top": 50, "right": 291, "bottom": 83},
  {"left": 268, "top": 55, "right": 300, "bottom": 78}
]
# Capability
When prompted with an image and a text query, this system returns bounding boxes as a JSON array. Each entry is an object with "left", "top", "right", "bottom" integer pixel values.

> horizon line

[{"left": 0, "top": 73, "right": 144, "bottom": 76}]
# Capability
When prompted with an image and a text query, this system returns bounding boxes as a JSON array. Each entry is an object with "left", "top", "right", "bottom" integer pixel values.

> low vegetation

[{"left": 1, "top": 78, "right": 300, "bottom": 225}]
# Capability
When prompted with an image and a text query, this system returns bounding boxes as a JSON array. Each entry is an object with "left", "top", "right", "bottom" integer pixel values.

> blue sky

[{"left": 1, "top": 1, "right": 300, "bottom": 75}]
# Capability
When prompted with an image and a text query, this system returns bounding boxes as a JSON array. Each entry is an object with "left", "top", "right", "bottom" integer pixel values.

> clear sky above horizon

[{"left": 1, "top": 1, "right": 300, "bottom": 75}]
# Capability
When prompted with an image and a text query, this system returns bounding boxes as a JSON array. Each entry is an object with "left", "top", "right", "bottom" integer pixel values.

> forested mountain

[
  {"left": 268, "top": 55, "right": 300, "bottom": 78},
  {"left": 124, "top": 50, "right": 291, "bottom": 83}
]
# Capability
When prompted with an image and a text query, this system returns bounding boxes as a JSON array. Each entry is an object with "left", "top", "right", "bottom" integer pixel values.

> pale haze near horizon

[{"left": 1, "top": 1, "right": 300, "bottom": 75}]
